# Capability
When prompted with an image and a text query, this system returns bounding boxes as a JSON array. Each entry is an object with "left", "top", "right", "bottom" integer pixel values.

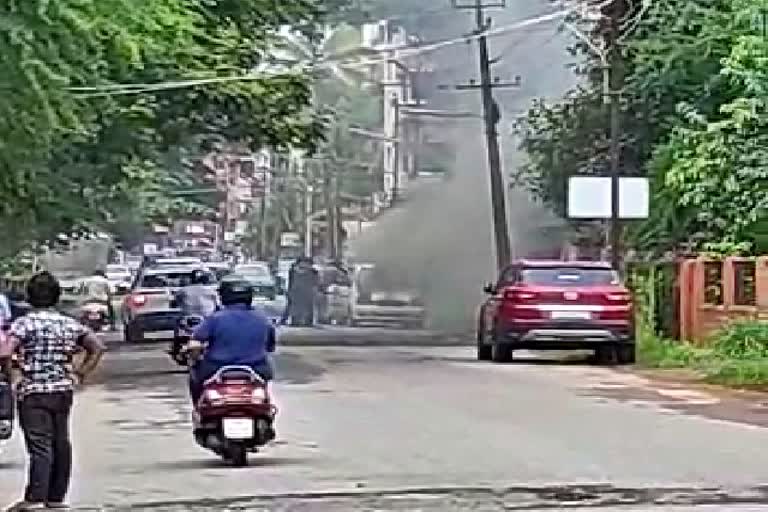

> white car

[
  {"left": 349, "top": 264, "right": 426, "bottom": 328},
  {"left": 106, "top": 264, "right": 133, "bottom": 294}
]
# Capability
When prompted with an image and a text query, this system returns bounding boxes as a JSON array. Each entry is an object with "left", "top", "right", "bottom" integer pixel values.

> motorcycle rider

[
  {"left": 186, "top": 277, "right": 276, "bottom": 407},
  {"left": 82, "top": 270, "right": 115, "bottom": 331},
  {"left": 172, "top": 269, "right": 218, "bottom": 318},
  {"left": 170, "top": 269, "right": 218, "bottom": 362}
]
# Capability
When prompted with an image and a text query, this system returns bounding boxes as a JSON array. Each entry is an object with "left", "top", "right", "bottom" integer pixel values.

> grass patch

[{"left": 637, "top": 321, "right": 768, "bottom": 388}]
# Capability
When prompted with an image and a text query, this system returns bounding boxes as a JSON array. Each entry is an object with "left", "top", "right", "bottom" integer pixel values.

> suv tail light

[
  {"left": 605, "top": 292, "right": 631, "bottom": 302},
  {"left": 130, "top": 294, "right": 147, "bottom": 308},
  {"left": 503, "top": 289, "right": 536, "bottom": 301}
]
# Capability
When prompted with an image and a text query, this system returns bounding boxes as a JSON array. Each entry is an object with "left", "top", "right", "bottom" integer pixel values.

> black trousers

[{"left": 18, "top": 392, "right": 74, "bottom": 504}]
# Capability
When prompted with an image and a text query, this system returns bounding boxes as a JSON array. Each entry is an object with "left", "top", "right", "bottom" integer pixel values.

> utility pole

[
  {"left": 606, "top": 7, "right": 622, "bottom": 271},
  {"left": 323, "top": 158, "right": 336, "bottom": 260},
  {"left": 334, "top": 166, "right": 343, "bottom": 260},
  {"left": 449, "top": 0, "right": 515, "bottom": 272},
  {"left": 391, "top": 95, "right": 401, "bottom": 204}
]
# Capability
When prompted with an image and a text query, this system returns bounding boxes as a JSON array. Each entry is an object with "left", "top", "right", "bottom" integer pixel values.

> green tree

[
  {"left": 0, "top": 0, "right": 335, "bottom": 259},
  {"left": 517, "top": 0, "right": 768, "bottom": 255}
]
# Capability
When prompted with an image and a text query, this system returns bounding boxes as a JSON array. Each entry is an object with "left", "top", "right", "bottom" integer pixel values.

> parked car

[
  {"left": 348, "top": 263, "right": 426, "bottom": 328},
  {"left": 121, "top": 266, "right": 217, "bottom": 343},
  {"left": 476, "top": 260, "right": 635, "bottom": 364}
]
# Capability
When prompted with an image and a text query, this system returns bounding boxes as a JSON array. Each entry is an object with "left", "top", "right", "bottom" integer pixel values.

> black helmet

[{"left": 218, "top": 277, "right": 253, "bottom": 306}]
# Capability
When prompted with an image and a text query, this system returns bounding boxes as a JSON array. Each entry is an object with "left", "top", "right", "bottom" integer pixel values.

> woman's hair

[{"left": 26, "top": 271, "right": 61, "bottom": 308}]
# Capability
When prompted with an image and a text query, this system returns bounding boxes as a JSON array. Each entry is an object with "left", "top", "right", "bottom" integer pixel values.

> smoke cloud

[{"left": 349, "top": 1, "right": 580, "bottom": 331}]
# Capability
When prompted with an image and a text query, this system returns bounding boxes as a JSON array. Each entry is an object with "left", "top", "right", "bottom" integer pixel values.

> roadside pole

[
  {"left": 449, "top": 0, "right": 516, "bottom": 272},
  {"left": 305, "top": 184, "right": 314, "bottom": 258}
]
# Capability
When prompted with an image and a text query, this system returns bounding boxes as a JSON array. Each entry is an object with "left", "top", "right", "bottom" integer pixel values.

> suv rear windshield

[
  {"left": 520, "top": 267, "right": 619, "bottom": 286},
  {"left": 139, "top": 270, "right": 215, "bottom": 289}
]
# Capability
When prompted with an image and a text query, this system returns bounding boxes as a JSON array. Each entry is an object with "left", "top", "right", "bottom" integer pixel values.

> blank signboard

[{"left": 567, "top": 176, "right": 649, "bottom": 219}]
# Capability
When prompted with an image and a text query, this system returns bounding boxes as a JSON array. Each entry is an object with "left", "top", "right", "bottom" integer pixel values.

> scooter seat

[{"left": 204, "top": 365, "right": 265, "bottom": 386}]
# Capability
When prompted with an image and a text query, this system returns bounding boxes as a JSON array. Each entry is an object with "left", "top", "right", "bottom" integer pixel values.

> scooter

[
  {"left": 169, "top": 315, "right": 204, "bottom": 366},
  {"left": 193, "top": 366, "right": 277, "bottom": 467},
  {"left": 79, "top": 301, "right": 109, "bottom": 332}
]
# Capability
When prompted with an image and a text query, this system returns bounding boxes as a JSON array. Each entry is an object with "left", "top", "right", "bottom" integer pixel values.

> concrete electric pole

[{"left": 449, "top": 0, "right": 516, "bottom": 272}]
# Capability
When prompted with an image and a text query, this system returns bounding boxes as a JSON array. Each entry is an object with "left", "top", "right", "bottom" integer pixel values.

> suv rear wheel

[
  {"left": 596, "top": 344, "right": 635, "bottom": 366},
  {"left": 617, "top": 344, "right": 636, "bottom": 365},
  {"left": 476, "top": 330, "right": 492, "bottom": 361}
]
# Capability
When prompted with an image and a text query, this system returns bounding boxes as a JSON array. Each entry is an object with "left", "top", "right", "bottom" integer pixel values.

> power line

[{"left": 70, "top": 9, "right": 572, "bottom": 97}]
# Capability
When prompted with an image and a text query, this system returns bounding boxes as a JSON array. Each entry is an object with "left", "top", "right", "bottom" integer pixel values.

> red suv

[{"left": 476, "top": 260, "right": 635, "bottom": 364}]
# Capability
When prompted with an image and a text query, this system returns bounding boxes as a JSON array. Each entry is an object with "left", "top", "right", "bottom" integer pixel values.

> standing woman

[{"left": 1, "top": 272, "right": 105, "bottom": 511}]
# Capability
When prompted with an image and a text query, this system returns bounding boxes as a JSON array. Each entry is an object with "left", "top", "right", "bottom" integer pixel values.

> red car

[{"left": 476, "top": 260, "right": 635, "bottom": 364}]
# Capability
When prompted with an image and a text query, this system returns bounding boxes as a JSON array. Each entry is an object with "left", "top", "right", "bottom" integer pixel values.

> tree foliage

[
  {"left": 517, "top": 0, "right": 768, "bottom": 254},
  {"left": 0, "top": 0, "right": 336, "bottom": 258}
]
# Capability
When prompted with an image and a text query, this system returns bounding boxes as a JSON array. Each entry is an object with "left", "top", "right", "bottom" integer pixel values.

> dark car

[
  {"left": 476, "top": 260, "right": 635, "bottom": 364},
  {"left": 121, "top": 266, "right": 216, "bottom": 343}
]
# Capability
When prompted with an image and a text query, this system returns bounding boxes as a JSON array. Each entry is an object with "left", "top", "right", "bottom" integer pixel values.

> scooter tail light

[
  {"left": 202, "top": 388, "right": 224, "bottom": 404},
  {"left": 252, "top": 387, "right": 268, "bottom": 403}
]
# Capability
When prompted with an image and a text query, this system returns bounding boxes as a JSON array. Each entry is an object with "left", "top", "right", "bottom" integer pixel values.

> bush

[
  {"left": 637, "top": 333, "right": 711, "bottom": 368},
  {"left": 710, "top": 321, "right": 768, "bottom": 360},
  {"left": 638, "top": 320, "right": 768, "bottom": 387}
]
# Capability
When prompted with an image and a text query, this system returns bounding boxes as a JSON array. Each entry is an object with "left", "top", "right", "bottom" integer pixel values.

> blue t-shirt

[{"left": 193, "top": 304, "right": 275, "bottom": 364}]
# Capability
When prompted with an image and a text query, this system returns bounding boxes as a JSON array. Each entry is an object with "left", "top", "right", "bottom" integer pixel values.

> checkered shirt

[{"left": 10, "top": 310, "right": 88, "bottom": 396}]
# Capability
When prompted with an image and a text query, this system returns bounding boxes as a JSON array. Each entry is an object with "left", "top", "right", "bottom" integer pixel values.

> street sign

[{"left": 567, "top": 176, "right": 649, "bottom": 219}]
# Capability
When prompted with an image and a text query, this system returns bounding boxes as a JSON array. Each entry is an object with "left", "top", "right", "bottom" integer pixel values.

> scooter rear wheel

[{"left": 228, "top": 443, "right": 248, "bottom": 467}]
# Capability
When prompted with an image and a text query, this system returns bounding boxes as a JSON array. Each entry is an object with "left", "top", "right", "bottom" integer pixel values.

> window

[
  {"left": 733, "top": 260, "right": 756, "bottom": 306},
  {"left": 519, "top": 267, "right": 619, "bottom": 287},
  {"left": 703, "top": 262, "right": 723, "bottom": 305}
]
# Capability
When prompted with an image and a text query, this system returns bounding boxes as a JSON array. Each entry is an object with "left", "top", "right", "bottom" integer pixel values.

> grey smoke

[{"left": 349, "top": 1, "right": 579, "bottom": 331}]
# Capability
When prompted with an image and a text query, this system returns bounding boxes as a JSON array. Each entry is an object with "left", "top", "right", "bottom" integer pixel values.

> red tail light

[
  {"left": 503, "top": 289, "right": 537, "bottom": 301},
  {"left": 605, "top": 292, "right": 631, "bottom": 302},
  {"left": 130, "top": 294, "right": 147, "bottom": 308}
]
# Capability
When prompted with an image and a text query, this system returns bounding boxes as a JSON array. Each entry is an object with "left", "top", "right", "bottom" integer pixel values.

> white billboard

[{"left": 568, "top": 176, "right": 649, "bottom": 219}]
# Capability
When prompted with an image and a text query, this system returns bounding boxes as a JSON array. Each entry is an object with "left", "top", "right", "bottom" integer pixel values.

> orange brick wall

[{"left": 679, "top": 256, "right": 768, "bottom": 344}]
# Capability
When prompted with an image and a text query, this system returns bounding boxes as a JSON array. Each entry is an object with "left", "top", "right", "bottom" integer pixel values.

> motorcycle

[
  {"left": 169, "top": 315, "right": 204, "bottom": 366},
  {"left": 79, "top": 301, "right": 109, "bottom": 332},
  {"left": 193, "top": 365, "right": 277, "bottom": 467}
]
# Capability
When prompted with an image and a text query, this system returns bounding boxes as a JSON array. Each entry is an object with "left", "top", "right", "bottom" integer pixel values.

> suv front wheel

[
  {"left": 490, "top": 327, "right": 513, "bottom": 363},
  {"left": 476, "top": 328, "right": 492, "bottom": 361}
]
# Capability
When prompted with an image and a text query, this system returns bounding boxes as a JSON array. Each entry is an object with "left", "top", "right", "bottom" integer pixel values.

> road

[{"left": 2, "top": 329, "right": 768, "bottom": 510}]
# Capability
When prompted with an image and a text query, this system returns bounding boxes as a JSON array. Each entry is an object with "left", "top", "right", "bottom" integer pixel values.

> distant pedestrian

[
  {"left": 287, "top": 257, "right": 319, "bottom": 326},
  {"left": 1, "top": 272, "right": 105, "bottom": 511}
]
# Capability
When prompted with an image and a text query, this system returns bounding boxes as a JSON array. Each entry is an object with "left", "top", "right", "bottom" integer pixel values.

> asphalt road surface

[{"left": 3, "top": 329, "right": 768, "bottom": 511}]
